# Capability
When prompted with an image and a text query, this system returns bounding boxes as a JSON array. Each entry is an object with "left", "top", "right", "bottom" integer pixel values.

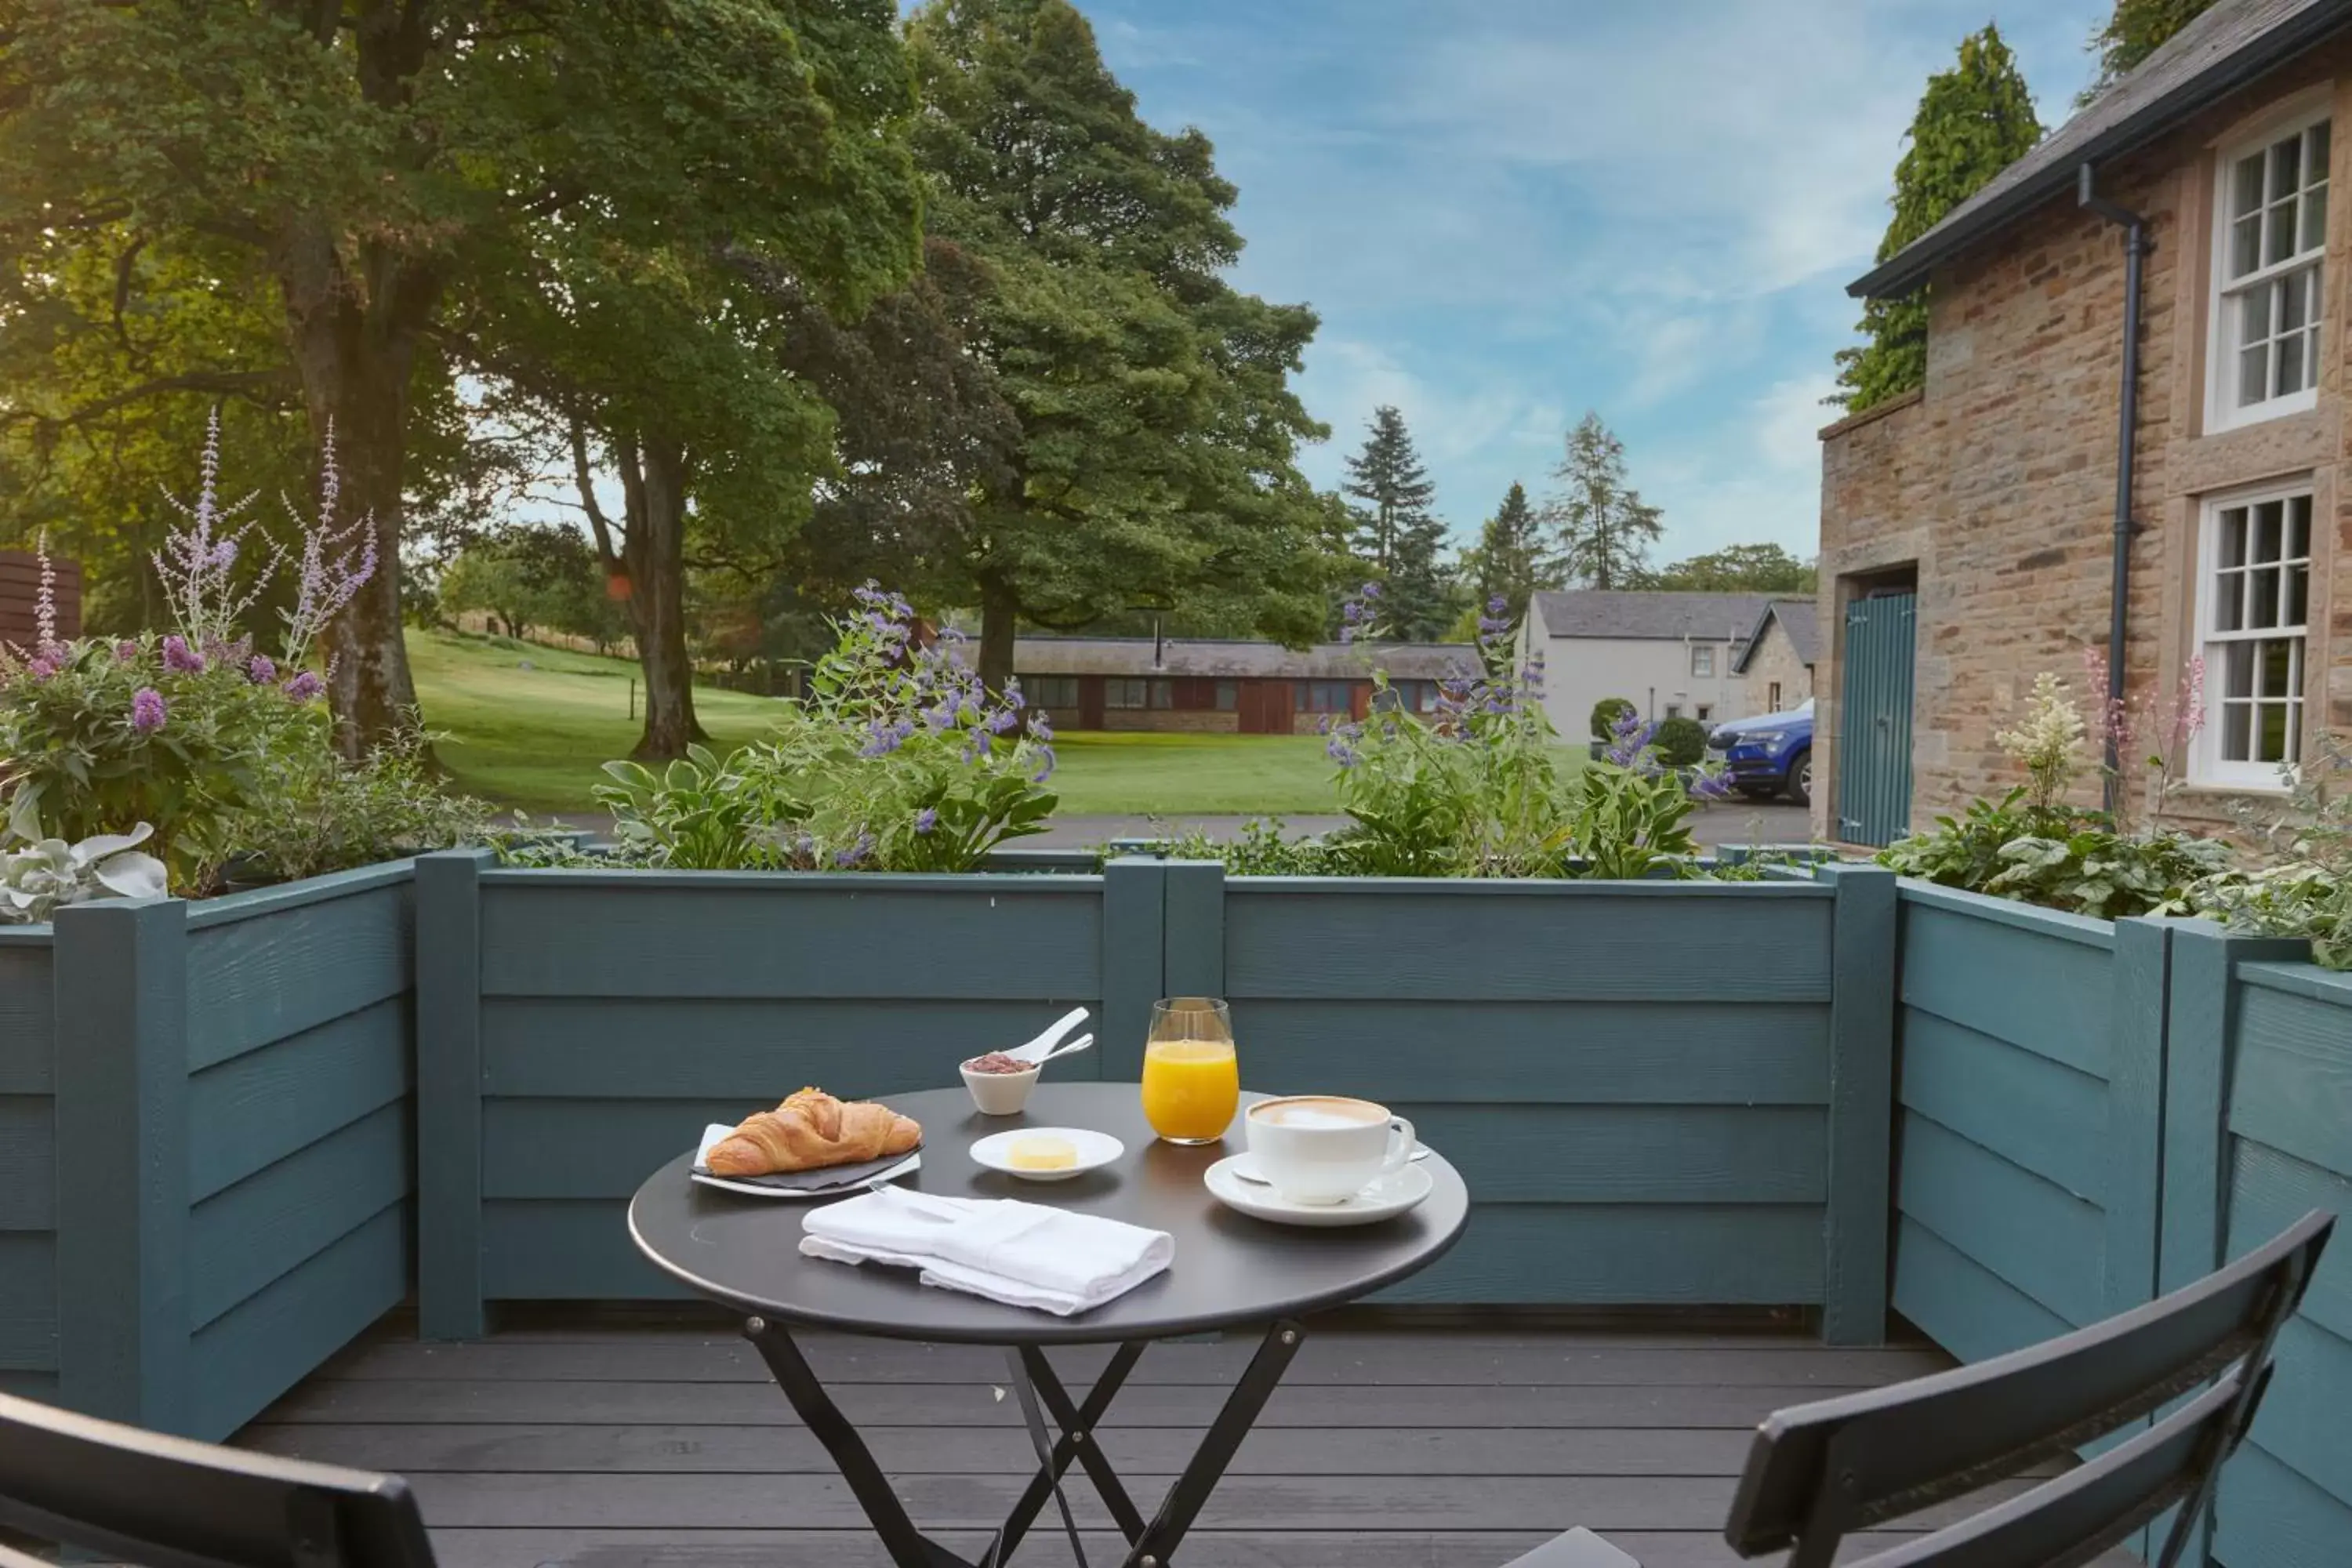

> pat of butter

[{"left": 1008, "top": 1134, "right": 1077, "bottom": 1171}]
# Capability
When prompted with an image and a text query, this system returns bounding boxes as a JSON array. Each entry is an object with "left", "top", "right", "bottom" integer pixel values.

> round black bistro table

[{"left": 628, "top": 1083, "right": 1468, "bottom": 1568}]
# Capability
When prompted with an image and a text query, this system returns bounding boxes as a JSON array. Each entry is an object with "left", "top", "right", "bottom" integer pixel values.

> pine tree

[
  {"left": 1544, "top": 413, "right": 1662, "bottom": 591},
  {"left": 2082, "top": 0, "right": 2217, "bottom": 103},
  {"left": 1465, "top": 481, "right": 1548, "bottom": 625},
  {"left": 1382, "top": 508, "right": 1461, "bottom": 642},
  {"left": 1834, "top": 25, "right": 2043, "bottom": 412},
  {"left": 1341, "top": 406, "right": 1438, "bottom": 573}
]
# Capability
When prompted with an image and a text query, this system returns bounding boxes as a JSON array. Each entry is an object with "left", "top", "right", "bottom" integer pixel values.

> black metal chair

[
  {"left": 1504, "top": 1208, "right": 2333, "bottom": 1568},
  {"left": 0, "top": 1391, "right": 436, "bottom": 1568}
]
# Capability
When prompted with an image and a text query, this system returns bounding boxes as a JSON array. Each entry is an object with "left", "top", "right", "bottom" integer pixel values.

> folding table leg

[
  {"left": 742, "top": 1316, "right": 967, "bottom": 1568},
  {"left": 1123, "top": 1319, "right": 1305, "bottom": 1568}
]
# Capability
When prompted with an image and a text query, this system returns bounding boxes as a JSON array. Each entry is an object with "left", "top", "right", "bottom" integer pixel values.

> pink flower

[
  {"left": 283, "top": 670, "right": 324, "bottom": 702},
  {"left": 27, "top": 655, "right": 59, "bottom": 682},
  {"left": 131, "top": 687, "right": 167, "bottom": 733}
]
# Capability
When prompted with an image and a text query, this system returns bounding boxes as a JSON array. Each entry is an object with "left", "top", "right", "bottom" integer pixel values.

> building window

[
  {"left": 2210, "top": 110, "right": 2330, "bottom": 430},
  {"left": 1696, "top": 704, "right": 1713, "bottom": 723},
  {"left": 1298, "top": 680, "right": 1356, "bottom": 713},
  {"left": 1768, "top": 681, "right": 1783, "bottom": 711},
  {"left": 1148, "top": 678, "right": 1174, "bottom": 710},
  {"left": 1022, "top": 674, "right": 1080, "bottom": 710},
  {"left": 1104, "top": 677, "right": 1149, "bottom": 709},
  {"left": 1214, "top": 680, "right": 1237, "bottom": 711},
  {"left": 1664, "top": 703, "right": 1682, "bottom": 720},
  {"left": 2196, "top": 487, "right": 2311, "bottom": 786},
  {"left": 1691, "top": 644, "right": 1715, "bottom": 678}
]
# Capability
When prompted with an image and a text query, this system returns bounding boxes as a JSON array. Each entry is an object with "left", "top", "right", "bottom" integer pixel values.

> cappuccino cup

[{"left": 1244, "top": 1095, "right": 1414, "bottom": 1205}]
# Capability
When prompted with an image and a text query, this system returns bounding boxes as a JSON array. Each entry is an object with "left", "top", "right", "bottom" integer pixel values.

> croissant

[{"left": 705, "top": 1087, "right": 922, "bottom": 1176}]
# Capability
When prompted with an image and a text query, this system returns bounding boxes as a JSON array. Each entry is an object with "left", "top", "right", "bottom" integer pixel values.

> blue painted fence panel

[{"left": 0, "top": 934, "right": 56, "bottom": 1387}]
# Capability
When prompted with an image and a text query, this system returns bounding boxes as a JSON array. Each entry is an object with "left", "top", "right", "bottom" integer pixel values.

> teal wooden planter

[
  {"left": 413, "top": 852, "right": 1153, "bottom": 1336},
  {"left": 2165, "top": 927, "right": 2352, "bottom": 1564},
  {"left": 415, "top": 854, "right": 1900, "bottom": 1344},
  {"left": 0, "top": 863, "right": 416, "bottom": 1441},
  {"left": 1886, "top": 880, "right": 2169, "bottom": 1362}
]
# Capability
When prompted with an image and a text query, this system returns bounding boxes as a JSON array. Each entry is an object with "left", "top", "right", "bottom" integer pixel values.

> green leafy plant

[
  {"left": 1985, "top": 828, "right": 2234, "bottom": 920},
  {"left": 1653, "top": 715, "right": 1708, "bottom": 768},
  {"left": 1879, "top": 789, "right": 2067, "bottom": 891},
  {"left": 1, "top": 796, "right": 168, "bottom": 924},
  {"left": 2193, "top": 730, "right": 2352, "bottom": 968},
  {"left": 227, "top": 727, "right": 503, "bottom": 887},
  {"left": 1590, "top": 697, "right": 1635, "bottom": 742},
  {"left": 597, "top": 586, "right": 1056, "bottom": 872}
]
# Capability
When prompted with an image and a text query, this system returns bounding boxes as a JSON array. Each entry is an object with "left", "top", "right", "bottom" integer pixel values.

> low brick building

[
  {"left": 1817, "top": 0, "right": 2352, "bottom": 844},
  {"left": 1013, "top": 637, "right": 1478, "bottom": 734}
]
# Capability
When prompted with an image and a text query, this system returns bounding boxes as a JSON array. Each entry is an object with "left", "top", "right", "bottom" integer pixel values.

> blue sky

[{"left": 1080, "top": 0, "right": 2113, "bottom": 565}]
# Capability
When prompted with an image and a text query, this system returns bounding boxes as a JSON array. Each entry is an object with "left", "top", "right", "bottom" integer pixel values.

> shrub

[
  {"left": 597, "top": 584, "right": 1055, "bottom": 872},
  {"left": 232, "top": 727, "right": 503, "bottom": 885},
  {"left": 2194, "top": 729, "right": 2352, "bottom": 968},
  {"left": 0, "top": 413, "right": 374, "bottom": 886},
  {"left": 1653, "top": 715, "right": 1708, "bottom": 768},
  {"left": 0, "top": 798, "right": 168, "bottom": 924},
  {"left": 1590, "top": 696, "right": 1635, "bottom": 742}
]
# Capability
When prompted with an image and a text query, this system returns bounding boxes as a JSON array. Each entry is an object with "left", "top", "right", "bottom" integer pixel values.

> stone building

[
  {"left": 1011, "top": 636, "right": 1477, "bottom": 735},
  {"left": 1731, "top": 600, "right": 1819, "bottom": 717},
  {"left": 1817, "top": 0, "right": 2352, "bottom": 844}
]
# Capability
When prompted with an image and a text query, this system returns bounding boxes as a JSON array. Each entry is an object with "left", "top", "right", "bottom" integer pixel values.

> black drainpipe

[{"left": 2078, "top": 162, "right": 2151, "bottom": 814}]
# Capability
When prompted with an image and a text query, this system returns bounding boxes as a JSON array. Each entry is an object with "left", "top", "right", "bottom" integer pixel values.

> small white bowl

[
  {"left": 960, "top": 1058, "right": 1042, "bottom": 1116},
  {"left": 970, "top": 1127, "right": 1124, "bottom": 1181}
]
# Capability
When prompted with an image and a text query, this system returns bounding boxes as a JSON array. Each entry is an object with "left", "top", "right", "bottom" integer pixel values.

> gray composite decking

[{"left": 241, "top": 1311, "right": 2139, "bottom": 1568}]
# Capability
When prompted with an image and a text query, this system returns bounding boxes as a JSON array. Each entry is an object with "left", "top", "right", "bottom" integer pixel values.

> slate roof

[
  {"left": 1851, "top": 0, "right": 2352, "bottom": 299},
  {"left": 1011, "top": 637, "right": 1479, "bottom": 681},
  {"left": 1529, "top": 590, "right": 1779, "bottom": 644},
  {"left": 1733, "top": 599, "right": 1821, "bottom": 672}
]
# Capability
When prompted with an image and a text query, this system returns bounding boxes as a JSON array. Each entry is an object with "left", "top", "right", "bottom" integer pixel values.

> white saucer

[
  {"left": 1204, "top": 1155, "right": 1433, "bottom": 1227},
  {"left": 969, "top": 1127, "right": 1124, "bottom": 1182}
]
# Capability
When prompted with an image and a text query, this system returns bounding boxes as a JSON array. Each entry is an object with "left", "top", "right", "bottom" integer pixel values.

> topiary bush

[
  {"left": 1653, "top": 715, "right": 1708, "bottom": 768},
  {"left": 1590, "top": 696, "right": 1635, "bottom": 742}
]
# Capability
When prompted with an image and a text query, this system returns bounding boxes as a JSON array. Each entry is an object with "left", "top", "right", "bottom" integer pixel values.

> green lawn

[{"left": 408, "top": 630, "right": 1351, "bottom": 816}]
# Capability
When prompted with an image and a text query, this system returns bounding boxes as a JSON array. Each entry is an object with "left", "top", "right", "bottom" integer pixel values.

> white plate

[
  {"left": 969, "top": 1127, "right": 1125, "bottom": 1182},
  {"left": 1204, "top": 1155, "right": 1433, "bottom": 1227}
]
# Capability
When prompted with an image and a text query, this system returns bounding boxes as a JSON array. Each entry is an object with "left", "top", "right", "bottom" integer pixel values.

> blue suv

[{"left": 1708, "top": 700, "right": 1813, "bottom": 806}]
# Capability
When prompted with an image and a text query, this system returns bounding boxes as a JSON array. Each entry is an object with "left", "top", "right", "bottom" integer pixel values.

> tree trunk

[
  {"left": 276, "top": 224, "right": 435, "bottom": 756},
  {"left": 976, "top": 568, "right": 1020, "bottom": 696},
  {"left": 619, "top": 436, "right": 706, "bottom": 760}
]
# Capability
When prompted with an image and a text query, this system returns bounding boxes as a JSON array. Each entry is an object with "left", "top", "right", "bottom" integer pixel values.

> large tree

[
  {"left": 2083, "top": 0, "right": 2217, "bottom": 103},
  {"left": 1462, "top": 481, "right": 1548, "bottom": 626},
  {"left": 1544, "top": 413, "right": 1661, "bottom": 590},
  {"left": 1640, "top": 542, "right": 1817, "bottom": 594},
  {"left": 1341, "top": 406, "right": 1439, "bottom": 575},
  {"left": 1834, "top": 24, "right": 2043, "bottom": 413},
  {"left": 905, "top": 0, "right": 1334, "bottom": 692},
  {"left": 1, "top": 2, "right": 918, "bottom": 750}
]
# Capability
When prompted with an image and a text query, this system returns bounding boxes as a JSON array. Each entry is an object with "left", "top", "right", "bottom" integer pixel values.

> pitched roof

[
  {"left": 1733, "top": 599, "right": 1820, "bottom": 672},
  {"left": 1851, "top": 0, "right": 2352, "bottom": 299},
  {"left": 1529, "top": 590, "right": 1779, "bottom": 644},
  {"left": 1011, "top": 636, "right": 1478, "bottom": 682}
]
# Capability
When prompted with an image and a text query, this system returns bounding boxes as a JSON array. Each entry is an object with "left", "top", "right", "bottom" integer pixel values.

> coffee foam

[{"left": 1251, "top": 1096, "right": 1384, "bottom": 1129}]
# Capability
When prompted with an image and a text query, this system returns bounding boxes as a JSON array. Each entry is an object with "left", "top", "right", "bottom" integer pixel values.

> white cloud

[{"left": 1641, "top": 372, "right": 1845, "bottom": 562}]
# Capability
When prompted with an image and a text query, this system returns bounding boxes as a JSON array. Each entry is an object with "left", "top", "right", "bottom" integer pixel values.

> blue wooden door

[{"left": 1837, "top": 593, "right": 1915, "bottom": 847}]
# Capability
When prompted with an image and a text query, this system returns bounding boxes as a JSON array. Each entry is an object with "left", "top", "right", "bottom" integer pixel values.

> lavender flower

[
  {"left": 153, "top": 408, "right": 268, "bottom": 647},
  {"left": 27, "top": 655, "right": 59, "bottom": 683},
  {"left": 246, "top": 654, "right": 278, "bottom": 685},
  {"left": 833, "top": 833, "right": 875, "bottom": 868},
  {"left": 32, "top": 535, "right": 59, "bottom": 655},
  {"left": 1030, "top": 712, "right": 1054, "bottom": 743},
  {"left": 114, "top": 640, "right": 139, "bottom": 663},
  {"left": 913, "top": 808, "right": 938, "bottom": 834},
  {"left": 161, "top": 635, "right": 204, "bottom": 673},
  {"left": 131, "top": 688, "right": 167, "bottom": 733},
  {"left": 1029, "top": 745, "right": 1057, "bottom": 782},
  {"left": 1690, "top": 769, "right": 1735, "bottom": 803},
  {"left": 284, "top": 670, "right": 325, "bottom": 702}
]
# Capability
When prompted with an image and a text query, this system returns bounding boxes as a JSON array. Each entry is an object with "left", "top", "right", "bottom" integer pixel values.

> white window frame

[
  {"left": 2192, "top": 481, "right": 2313, "bottom": 789},
  {"left": 1690, "top": 643, "right": 1715, "bottom": 678},
  {"left": 2206, "top": 101, "right": 2332, "bottom": 434}
]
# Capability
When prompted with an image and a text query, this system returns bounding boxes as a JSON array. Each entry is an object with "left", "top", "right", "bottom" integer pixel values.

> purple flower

[
  {"left": 914, "top": 808, "right": 938, "bottom": 835},
  {"left": 1342, "top": 601, "right": 1363, "bottom": 623},
  {"left": 1359, "top": 581, "right": 1381, "bottom": 598},
  {"left": 1326, "top": 734, "right": 1359, "bottom": 767},
  {"left": 1690, "top": 769, "right": 1735, "bottom": 802},
  {"left": 284, "top": 670, "right": 325, "bottom": 702},
  {"left": 833, "top": 833, "right": 874, "bottom": 868},
  {"left": 27, "top": 655, "right": 59, "bottom": 682},
  {"left": 114, "top": 640, "right": 140, "bottom": 662},
  {"left": 131, "top": 687, "right": 167, "bottom": 733},
  {"left": 161, "top": 634, "right": 204, "bottom": 673},
  {"left": 1030, "top": 712, "right": 1054, "bottom": 744},
  {"left": 246, "top": 654, "right": 278, "bottom": 685},
  {"left": 1486, "top": 593, "right": 1508, "bottom": 616},
  {"left": 1029, "top": 745, "right": 1057, "bottom": 782}
]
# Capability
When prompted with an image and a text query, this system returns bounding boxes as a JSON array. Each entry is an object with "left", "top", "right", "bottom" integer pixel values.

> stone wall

[
  {"left": 1100, "top": 709, "right": 1242, "bottom": 735},
  {"left": 1816, "top": 49, "right": 2352, "bottom": 842},
  {"left": 1742, "top": 621, "right": 1814, "bottom": 714}
]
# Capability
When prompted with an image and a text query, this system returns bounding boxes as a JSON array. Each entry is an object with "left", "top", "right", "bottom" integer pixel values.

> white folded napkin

[{"left": 800, "top": 1186, "right": 1173, "bottom": 1316}]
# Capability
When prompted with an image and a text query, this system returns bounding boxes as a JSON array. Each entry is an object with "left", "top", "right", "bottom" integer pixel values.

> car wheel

[{"left": 1784, "top": 751, "right": 1811, "bottom": 808}]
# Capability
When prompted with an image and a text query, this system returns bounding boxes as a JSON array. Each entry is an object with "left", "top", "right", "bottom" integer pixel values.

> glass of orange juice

[{"left": 1141, "top": 997, "right": 1240, "bottom": 1145}]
